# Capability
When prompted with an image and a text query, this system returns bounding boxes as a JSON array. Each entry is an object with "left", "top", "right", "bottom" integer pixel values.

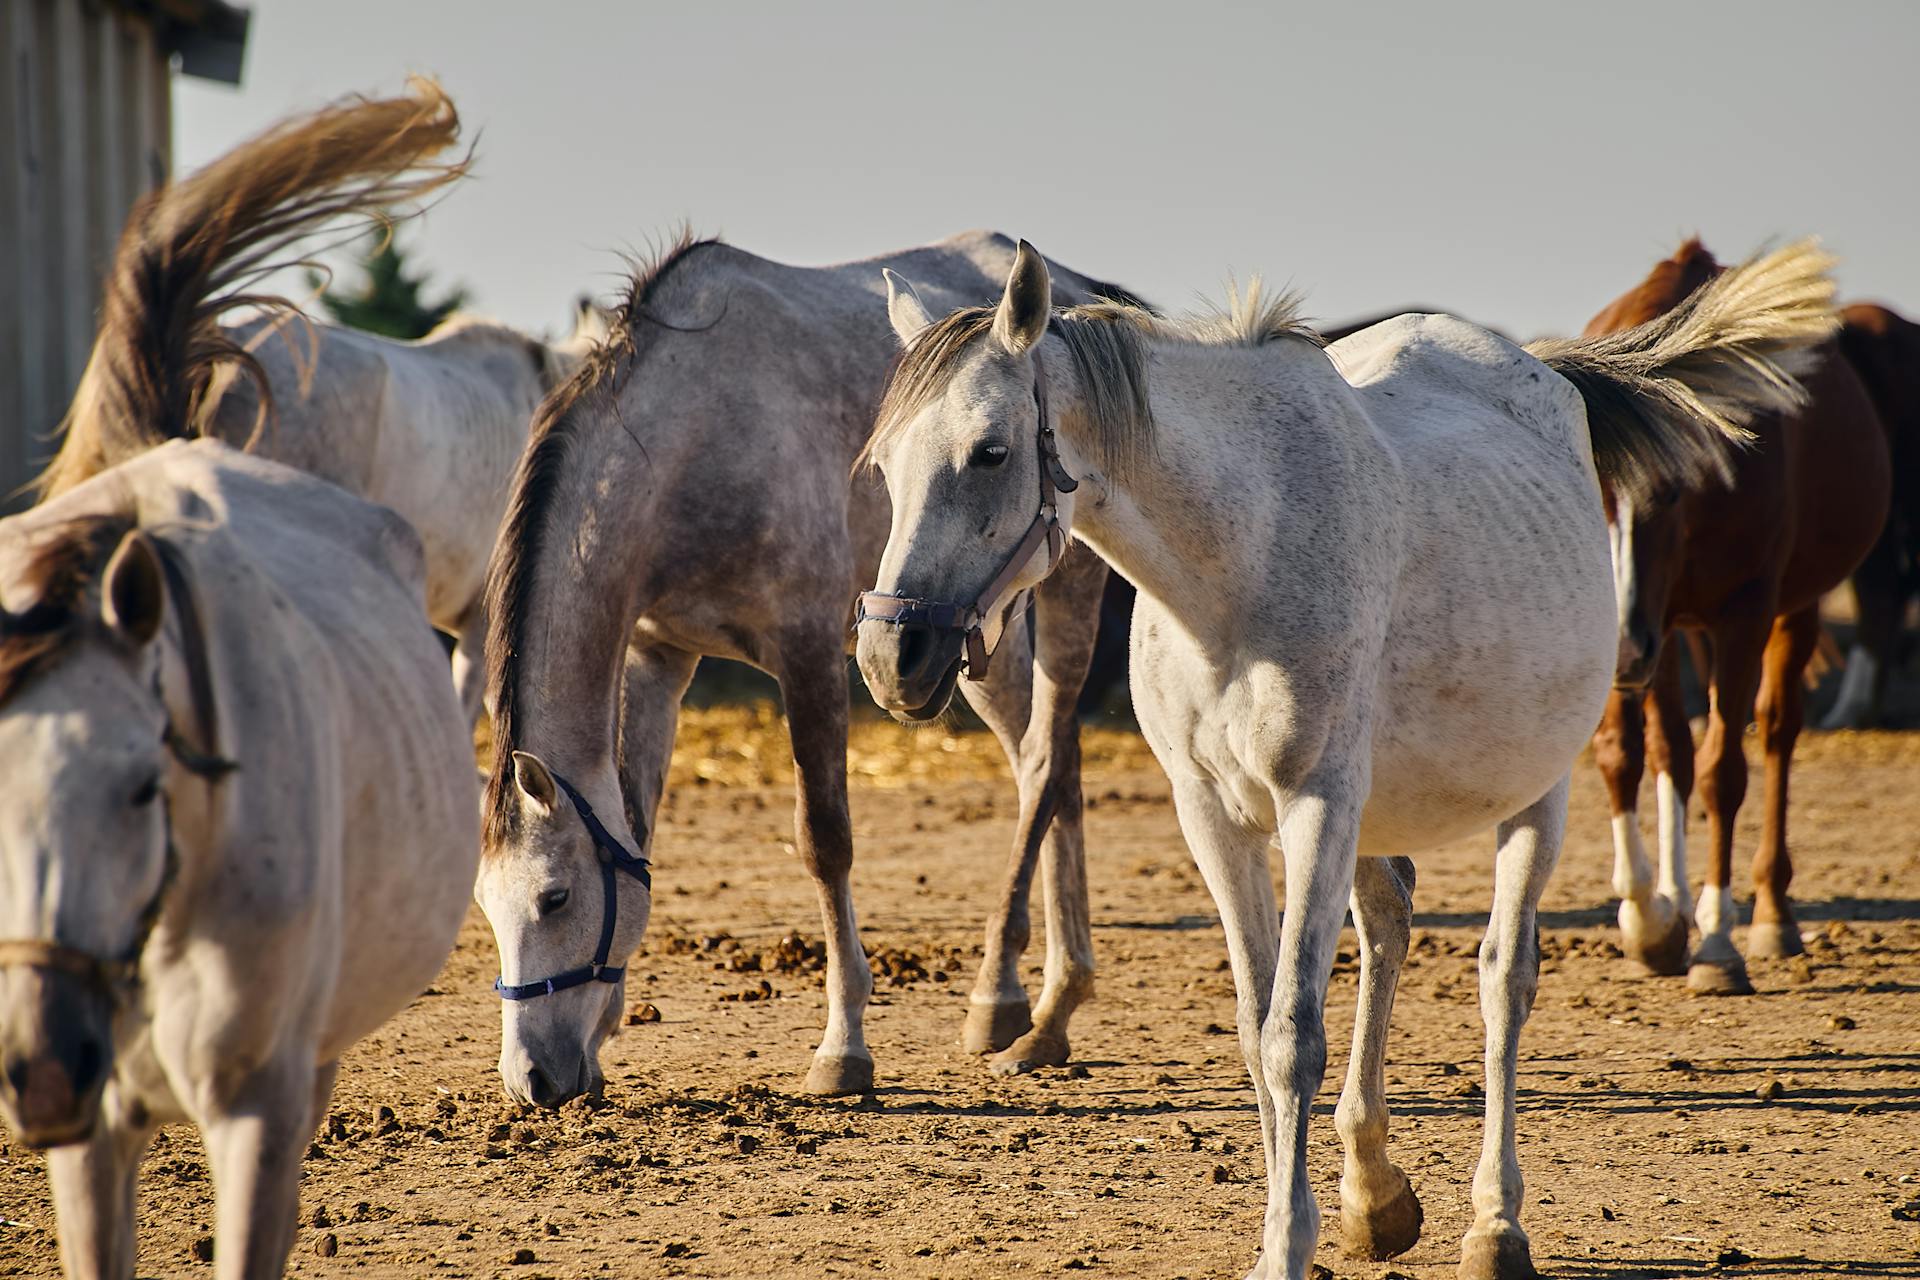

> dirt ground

[{"left": 3, "top": 710, "right": 1918, "bottom": 1279}]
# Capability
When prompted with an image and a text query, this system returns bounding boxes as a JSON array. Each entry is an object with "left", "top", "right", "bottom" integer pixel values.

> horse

[
  {"left": 188, "top": 310, "right": 572, "bottom": 719},
  {"left": 478, "top": 230, "right": 1143, "bottom": 1103},
  {"left": 32, "top": 116, "right": 572, "bottom": 724},
  {"left": 1585, "top": 239, "right": 1890, "bottom": 993},
  {"left": 1819, "top": 301, "right": 1920, "bottom": 729},
  {"left": 855, "top": 239, "right": 1836, "bottom": 1280},
  {"left": 0, "top": 84, "right": 477, "bottom": 1280}
]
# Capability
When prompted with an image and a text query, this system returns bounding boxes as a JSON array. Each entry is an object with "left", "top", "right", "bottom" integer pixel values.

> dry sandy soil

[{"left": 3, "top": 710, "right": 1918, "bottom": 1279}]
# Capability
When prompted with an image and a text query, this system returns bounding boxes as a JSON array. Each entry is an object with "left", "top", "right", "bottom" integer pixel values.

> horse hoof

[
  {"left": 1459, "top": 1231, "right": 1538, "bottom": 1280},
  {"left": 1620, "top": 904, "right": 1690, "bottom": 976},
  {"left": 1745, "top": 920, "right": 1805, "bottom": 960},
  {"left": 987, "top": 1030, "right": 1070, "bottom": 1077},
  {"left": 1687, "top": 957, "right": 1754, "bottom": 996},
  {"left": 1341, "top": 1170, "right": 1424, "bottom": 1260},
  {"left": 802, "top": 1053, "right": 874, "bottom": 1096},
  {"left": 961, "top": 999, "right": 1032, "bottom": 1055}
]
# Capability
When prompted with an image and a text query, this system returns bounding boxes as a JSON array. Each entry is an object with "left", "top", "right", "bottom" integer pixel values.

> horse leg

[
  {"left": 775, "top": 630, "right": 874, "bottom": 1096},
  {"left": 1459, "top": 774, "right": 1567, "bottom": 1280},
  {"left": 1593, "top": 683, "right": 1683, "bottom": 974},
  {"left": 959, "top": 549, "right": 1104, "bottom": 1073},
  {"left": 199, "top": 1054, "right": 317, "bottom": 1280},
  {"left": 614, "top": 641, "right": 700, "bottom": 854},
  {"left": 1747, "top": 606, "right": 1820, "bottom": 959},
  {"left": 1689, "top": 608, "right": 1769, "bottom": 995},
  {"left": 47, "top": 1080, "right": 158, "bottom": 1280},
  {"left": 1337, "top": 855, "right": 1422, "bottom": 1261},
  {"left": 1642, "top": 645, "right": 1696, "bottom": 963},
  {"left": 447, "top": 602, "right": 489, "bottom": 728},
  {"left": 1821, "top": 521, "right": 1900, "bottom": 730},
  {"left": 1169, "top": 777, "right": 1281, "bottom": 1280},
  {"left": 1260, "top": 778, "right": 1363, "bottom": 1279}
]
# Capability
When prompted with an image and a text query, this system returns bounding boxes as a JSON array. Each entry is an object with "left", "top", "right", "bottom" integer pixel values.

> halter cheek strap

[
  {"left": 855, "top": 352, "right": 1079, "bottom": 679},
  {"left": 494, "top": 772, "right": 652, "bottom": 1002}
]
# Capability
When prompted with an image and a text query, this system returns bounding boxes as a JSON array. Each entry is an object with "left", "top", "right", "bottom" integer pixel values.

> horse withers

[
  {"left": 856, "top": 240, "right": 1835, "bottom": 1280},
  {"left": 1587, "top": 239, "right": 1891, "bottom": 992},
  {"left": 0, "top": 85, "right": 483, "bottom": 1280}
]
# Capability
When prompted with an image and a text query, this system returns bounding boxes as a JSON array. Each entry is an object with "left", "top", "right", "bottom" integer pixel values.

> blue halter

[{"left": 494, "top": 771, "right": 652, "bottom": 1001}]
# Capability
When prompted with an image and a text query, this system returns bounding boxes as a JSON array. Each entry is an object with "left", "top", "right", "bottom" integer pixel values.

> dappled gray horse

[
  {"left": 856, "top": 240, "right": 1836, "bottom": 1279},
  {"left": 478, "top": 231, "right": 1139, "bottom": 1102}
]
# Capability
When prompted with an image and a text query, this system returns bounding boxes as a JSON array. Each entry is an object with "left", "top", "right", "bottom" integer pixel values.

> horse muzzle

[
  {"left": 854, "top": 610, "right": 967, "bottom": 722},
  {"left": 0, "top": 964, "right": 113, "bottom": 1148}
]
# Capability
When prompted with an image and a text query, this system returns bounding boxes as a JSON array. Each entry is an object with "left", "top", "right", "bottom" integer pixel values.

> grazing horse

[
  {"left": 0, "top": 85, "right": 476, "bottom": 1280},
  {"left": 1586, "top": 239, "right": 1890, "bottom": 992},
  {"left": 856, "top": 240, "right": 1835, "bottom": 1280},
  {"left": 478, "top": 231, "right": 1141, "bottom": 1103},
  {"left": 1820, "top": 302, "right": 1920, "bottom": 729}
]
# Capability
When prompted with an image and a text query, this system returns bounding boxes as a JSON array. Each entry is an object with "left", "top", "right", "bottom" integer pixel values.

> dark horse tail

[
  {"left": 1525, "top": 239, "right": 1840, "bottom": 502},
  {"left": 32, "top": 80, "right": 469, "bottom": 500}
]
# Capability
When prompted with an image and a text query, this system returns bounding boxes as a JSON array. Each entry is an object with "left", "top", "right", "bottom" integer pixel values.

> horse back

[{"left": 1838, "top": 303, "right": 1920, "bottom": 533}]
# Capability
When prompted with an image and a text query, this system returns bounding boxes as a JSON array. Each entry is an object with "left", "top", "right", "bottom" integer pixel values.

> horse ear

[
  {"left": 993, "top": 240, "right": 1052, "bottom": 356},
  {"left": 511, "top": 750, "right": 558, "bottom": 813},
  {"left": 101, "top": 531, "right": 164, "bottom": 647},
  {"left": 883, "top": 269, "right": 933, "bottom": 346}
]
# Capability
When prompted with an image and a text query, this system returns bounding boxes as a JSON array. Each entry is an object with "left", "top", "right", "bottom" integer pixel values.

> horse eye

[
  {"left": 537, "top": 888, "right": 570, "bottom": 917},
  {"left": 969, "top": 442, "right": 1010, "bottom": 468},
  {"left": 131, "top": 775, "right": 160, "bottom": 807}
]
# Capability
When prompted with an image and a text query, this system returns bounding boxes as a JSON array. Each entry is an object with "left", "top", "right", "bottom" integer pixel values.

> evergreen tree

[{"left": 310, "top": 233, "right": 469, "bottom": 340}]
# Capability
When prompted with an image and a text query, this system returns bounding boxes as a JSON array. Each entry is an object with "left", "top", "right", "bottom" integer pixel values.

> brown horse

[
  {"left": 1589, "top": 239, "right": 1891, "bottom": 994},
  {"left": 1819, "top": 302, "right": 1920, "bottom": 728}
]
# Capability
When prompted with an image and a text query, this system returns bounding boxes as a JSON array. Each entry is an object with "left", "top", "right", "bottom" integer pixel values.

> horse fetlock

[
  {"left": 802, "top": 1051, "right": 874, "bottom": 1097},
  {"left": 961, "top": 997, "right": 1033, "bottom": 1055},
  {"left": 1458, "top": 1225, "right": 1538, "bottom": 1280},
  {"left": 1340, "top": 1165, "right": 1423, "bottom": 1260},
  {"left": 1617, "top": 894, "right": 1689, "bottom": 976}
]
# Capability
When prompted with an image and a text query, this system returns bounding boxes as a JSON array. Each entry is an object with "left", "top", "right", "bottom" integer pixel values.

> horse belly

[{"left": 1358, "top": 465, "right": 1614, "bottom": 855}]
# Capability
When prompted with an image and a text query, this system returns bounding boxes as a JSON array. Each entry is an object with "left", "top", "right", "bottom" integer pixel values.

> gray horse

[{"left": 478, "top": 231, "right": 1141, "bottom": 1100}]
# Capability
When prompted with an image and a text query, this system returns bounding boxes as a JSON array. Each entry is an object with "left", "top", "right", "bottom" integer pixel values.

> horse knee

[{"left": 1259, "top": 1007, "right": 1328, "bottom": 1095}]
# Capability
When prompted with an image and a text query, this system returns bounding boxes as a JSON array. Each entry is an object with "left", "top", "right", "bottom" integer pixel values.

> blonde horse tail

[
  {"left": 1525, "top": 238, "right": 1839, "bottom": 502},
  {"left": 31, "top": 79, "right": 469, "bottom": 500}
]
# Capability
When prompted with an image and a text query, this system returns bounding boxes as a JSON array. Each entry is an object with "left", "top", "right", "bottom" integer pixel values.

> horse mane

[
  {"left": 482, "top": 230, "right": 722, "bottom": 848},
  {"left": 864, "top": 277, "right": 1321, "bottom": 478},
  {"left": 0, "top": 513, "right": 139, "bottom": 707},
  {"left": 1582, "top": 237, "right": 1724, "bottom": 337},
  {"left": 31, "top": 80, "right": 469, "bottom": 501}
]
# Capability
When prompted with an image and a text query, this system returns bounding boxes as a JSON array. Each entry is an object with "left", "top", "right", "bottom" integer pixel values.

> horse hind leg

[
  {"left": 1337, "top": 855, "right": 1423, "bottom": 1261},
  {"left": 1747, "top": 606, "right": 1820, "bottom": 960},
  {"left": 1593, "top": 682, "right": 1685, "bottom": 974},
  {"left": 775, "top": 632, "right": 874, "bottom": 1096},
  {"left": 1820, "top": 524, "right": 1900, "bottom": 730},
  {"left": 447, "top": 603, "right": 489, "bottom": 730},
  {"left": 1460, "top": 775, "right": 1567, "bottom": 1280},
  {"left": 47, "top": 1079, "right": 158, "bottom": 1280}
]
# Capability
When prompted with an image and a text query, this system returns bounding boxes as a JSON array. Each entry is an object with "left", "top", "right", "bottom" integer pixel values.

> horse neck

[{"left": 1056, "top": 333, "right": 1364, "bottom": 629}]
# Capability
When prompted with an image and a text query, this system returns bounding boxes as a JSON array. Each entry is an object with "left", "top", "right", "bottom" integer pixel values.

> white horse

[
  {"left": 33, "top": 85, "right": 574, "bottom": 724},
  {"left": 0, "top": 85, "right": 480, "bottom": 1280},
  {"left": 856, "top": 241, "right": 1835, "bottom": 1279},
  {"left": 201, "top": 309, "right": 573, "bottom": 717}
]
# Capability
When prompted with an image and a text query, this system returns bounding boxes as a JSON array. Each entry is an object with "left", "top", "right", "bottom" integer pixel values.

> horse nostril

[
  {"left": 897, "top": 622, "right": 932, "bottom": 681},
  {"left": 69, "top": 1037, "right": 104, "bottom": 1096},
  {"left": 526, "top": 1066, "right": 562, "bottom": 1108}
]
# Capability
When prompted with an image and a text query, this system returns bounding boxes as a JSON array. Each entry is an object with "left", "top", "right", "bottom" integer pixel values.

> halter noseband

[
  {"left": 494, "top": 771, "right": 652, "bottom": 1001},
  {"left": 855, "top": 353, "right": 1079, "bottom": 679},
  {"left": 0, "top": 536, "right": 237, "bottom": 1003}
]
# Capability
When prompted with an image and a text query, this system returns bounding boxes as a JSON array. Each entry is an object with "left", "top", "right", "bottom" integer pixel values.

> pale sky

[{"left": 177, "top": 0, "right": 1920, "bottom": 342}]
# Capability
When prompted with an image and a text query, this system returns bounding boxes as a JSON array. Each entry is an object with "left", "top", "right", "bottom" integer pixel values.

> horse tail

[
  {"left": 1525, "top": 238, "right": 1839, "bottom": 501},
  {"left": 31, "top": 79, "right": 469, "bottom": 500}
]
